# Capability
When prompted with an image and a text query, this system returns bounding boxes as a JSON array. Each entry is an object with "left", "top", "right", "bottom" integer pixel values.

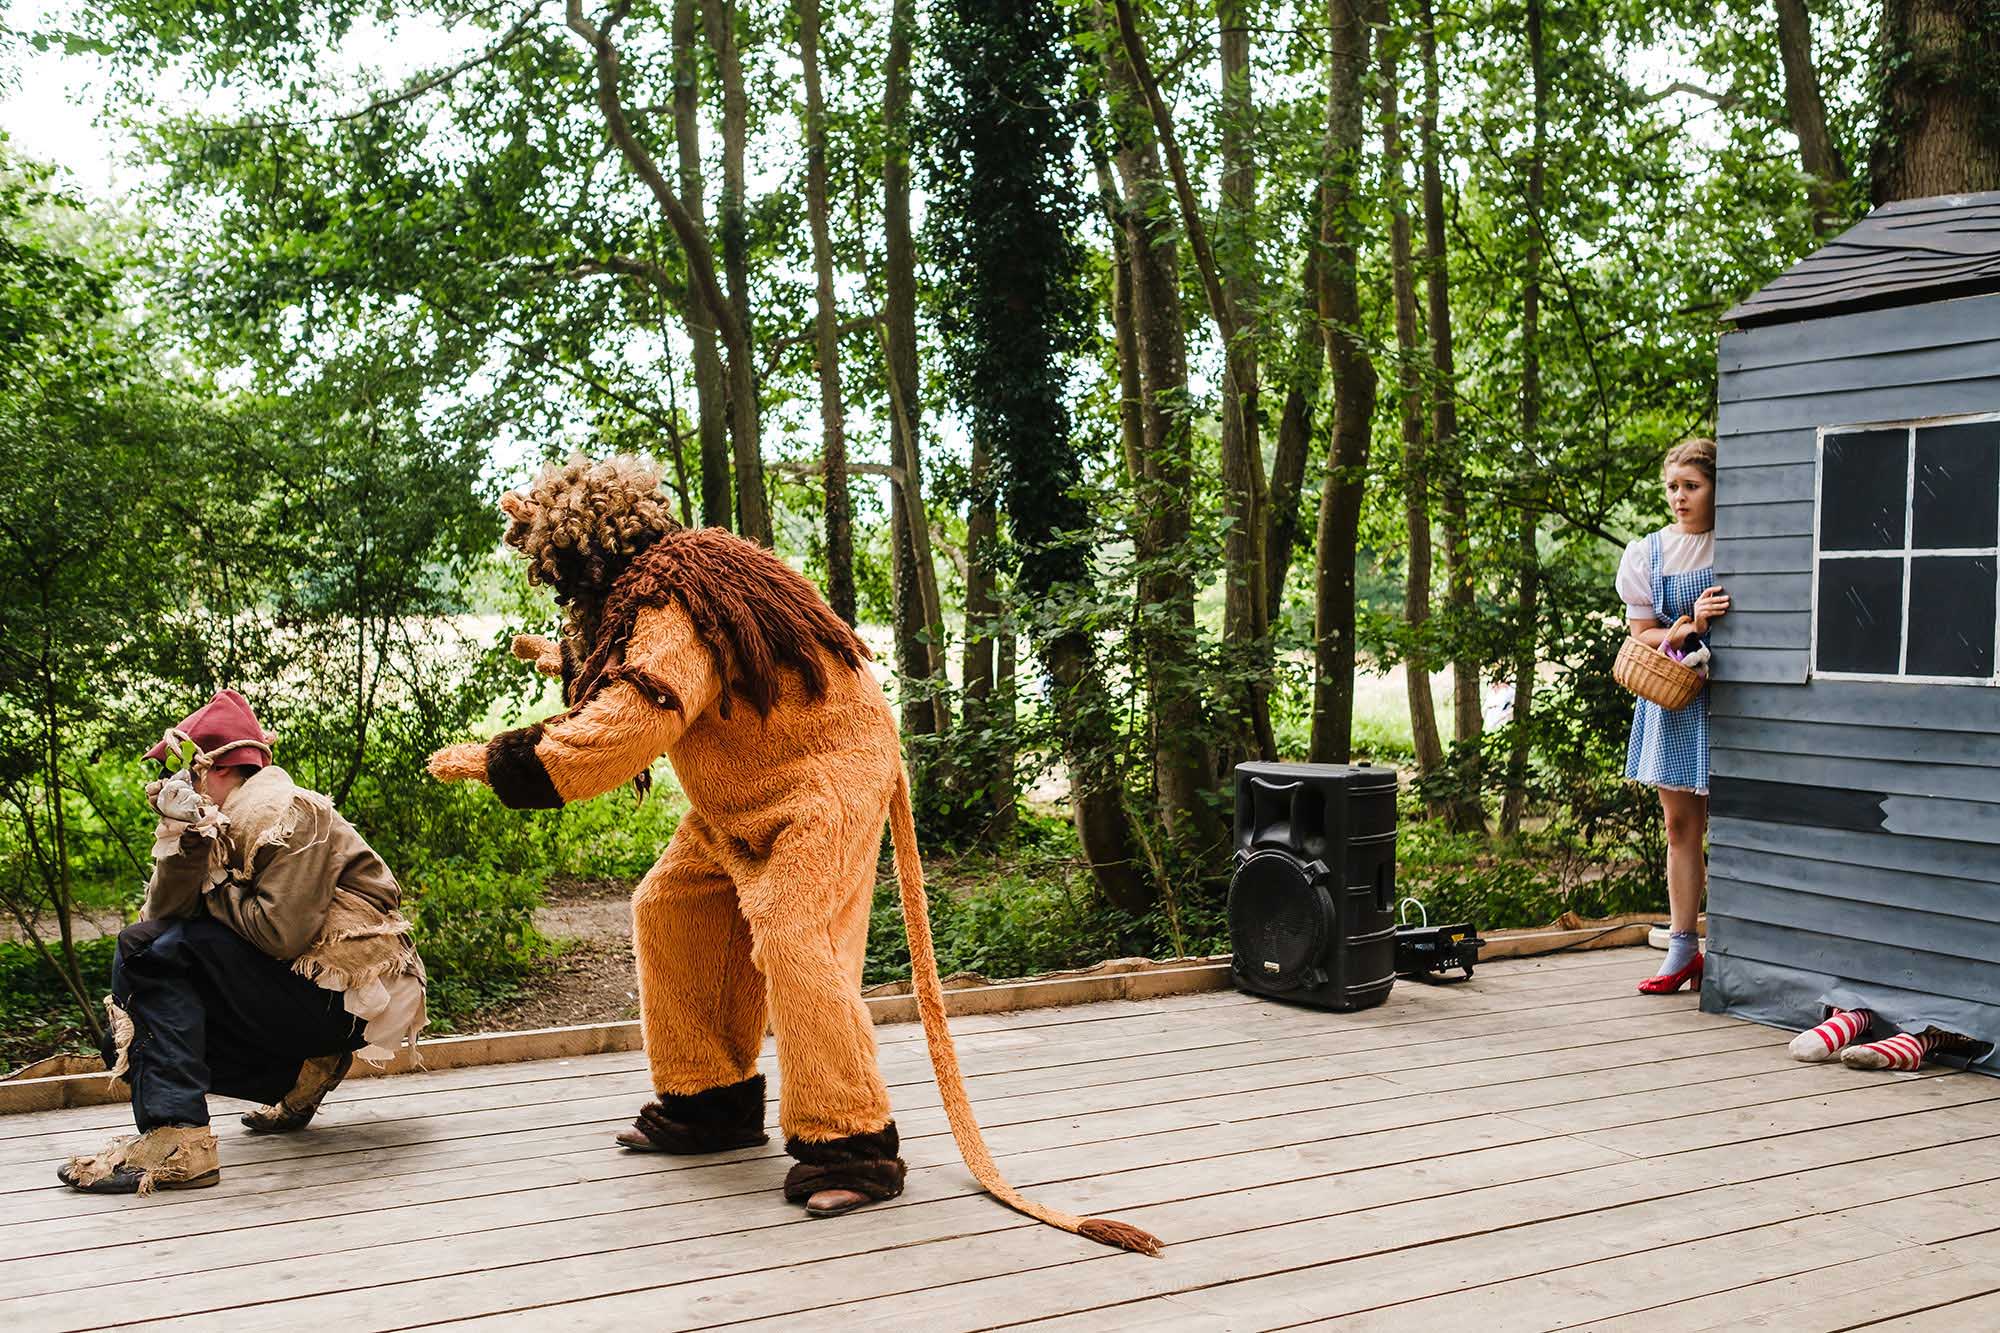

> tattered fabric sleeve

[
  {"left": 207, "top": 798, "right": 342, "bottom": 960},
  {"left": 484, "top": 601, "right": 720, "bottom": 809},
  {"left": 141, "top": 837, "right": 211, "bottom": 922}
]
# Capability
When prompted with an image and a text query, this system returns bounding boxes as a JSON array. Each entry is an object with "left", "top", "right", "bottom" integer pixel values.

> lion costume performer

[{"left": 428, "top": 457, "right": 1157, "bottom": 1254}]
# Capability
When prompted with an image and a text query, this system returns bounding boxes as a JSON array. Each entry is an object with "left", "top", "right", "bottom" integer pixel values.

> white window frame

[{"left": 1811, "top": 410, "right": 2000, "bottom": 686}]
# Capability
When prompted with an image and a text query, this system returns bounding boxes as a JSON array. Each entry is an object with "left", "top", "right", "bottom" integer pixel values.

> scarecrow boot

[
  {"left": 242, "top": 1051, "right": 355, "bottom": 1134},
  {"left": 616, "top": 1075, "right": 771, "bottom": 1153},
  {"left": 57, "top": 1126, "right": 219, "bottom": 1195}
]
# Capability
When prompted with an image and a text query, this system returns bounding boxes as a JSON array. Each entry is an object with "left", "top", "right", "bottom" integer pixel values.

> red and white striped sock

[
  {"left": 1841, "top": 1030, "right": 1937, "bottom": 1072},
  {"left": 1789, "top": 1009, "right": 1872, "bottom": 1062}
]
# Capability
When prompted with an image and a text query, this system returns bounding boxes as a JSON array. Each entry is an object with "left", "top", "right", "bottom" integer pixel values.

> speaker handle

[{"left": 1375, "top": 856, "right": 1394, "bottom": 911}]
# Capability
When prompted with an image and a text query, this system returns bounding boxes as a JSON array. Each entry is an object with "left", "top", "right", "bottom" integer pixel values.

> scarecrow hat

[{"left": 144, "top": 689, "right": 275, "bottom": 771}]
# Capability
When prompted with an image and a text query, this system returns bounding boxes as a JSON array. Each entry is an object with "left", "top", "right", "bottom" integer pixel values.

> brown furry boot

[
  {"left": 783, "top": 1123, "right": 907, "bottom": 1218},
  {"left": 616, "top": 1074, "right": 770, "bottom": 1154}
]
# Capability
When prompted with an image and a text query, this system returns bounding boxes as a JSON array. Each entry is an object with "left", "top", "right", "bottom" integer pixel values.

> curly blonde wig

[{"left": 501, "top": 454, "right": 679, "bottom": 602}]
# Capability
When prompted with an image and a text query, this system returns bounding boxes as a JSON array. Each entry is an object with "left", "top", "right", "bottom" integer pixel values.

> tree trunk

[
  {"left": 961, "top": 440, "right": 1016, "bottom": 845},
  {"left": 1093, "top": 148, "right": 1147, "bottom": 488},
  {"left": 672, "top": 0, "right": 732, "bottom": 529},
  {"left": 798, "top": 0, "right": 855, "bottom": 623},
  {"left": 1773, "top": 0, "right": 1848, "bottom": 231},
  {"left": 1110, "top": 0, "right": 1273, "bottom": 766},
  {"left": 695, "top": 0, "right": 770, "bottom": 542},
  {"left": 1500, "top": 0, "right": 1547, "bottom": 837},
  {"left": 1376, "top": 5, "right": 1446, "bottom": 789},
  {"left": 1309, "top": 0, "right": 1377, "bottom": 765},
  {"left": 963, "top": 434, "right": 998, "bottom": 717},
  {"left": 1870, "top": 0, "right": 2000, "bottom": 204},
  {"left": 1419, "top": 0, "right": 1484, "bottom": 827},
  {"left": 992, "top": 628, "right": 1018, "bottom": 840},
  {"left": 1218, "top": 0, "right": 1272, "bottom": 762},
  {"left": 882, "top": 0, "right": 949, "bottom": 740},
  {"left": 1100, "top": 35, "right": 1221, "bottom": 862},
  {"left": 1266, "top": 243, "right": 1321, "bottom": 631},
  {"left": 568, "top": 1, "right": 767, "bottom": 548}
]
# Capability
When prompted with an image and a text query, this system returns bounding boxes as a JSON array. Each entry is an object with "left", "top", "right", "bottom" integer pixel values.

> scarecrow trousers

[
  {"left": 631, "top": 805, "right": 890, "bottom": 1146},
  {"left": 107, "top": 916, "right": 363, "bottom": 1131}
]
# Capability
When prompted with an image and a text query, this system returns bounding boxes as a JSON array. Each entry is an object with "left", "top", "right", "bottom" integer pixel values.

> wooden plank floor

[{"left": 4, "top": 946, "right": 1999, "bottom": 1331}]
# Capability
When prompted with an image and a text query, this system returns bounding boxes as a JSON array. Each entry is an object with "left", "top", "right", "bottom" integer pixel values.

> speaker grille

[{"left": 1229, "top": 851, "right": 1326, "bottom": 988}]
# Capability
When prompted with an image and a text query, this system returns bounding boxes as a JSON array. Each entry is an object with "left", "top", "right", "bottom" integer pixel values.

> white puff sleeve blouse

[{"left": 1615, "top": 526, "right": 1714, "bottom": 621}]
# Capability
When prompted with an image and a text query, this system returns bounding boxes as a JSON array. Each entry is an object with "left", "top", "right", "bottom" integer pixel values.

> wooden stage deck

[{"left": 3, "top": 946, "right": 1999, "bottom": 1331}]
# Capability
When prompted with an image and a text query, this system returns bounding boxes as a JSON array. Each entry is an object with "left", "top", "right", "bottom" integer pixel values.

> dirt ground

[{"left": 458, "top": 876, "right": 643, "bottom": 1033}]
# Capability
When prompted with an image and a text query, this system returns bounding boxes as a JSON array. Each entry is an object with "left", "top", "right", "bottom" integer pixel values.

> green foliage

[
  {"left": 1393, "top": 815, "right": 1662, "bottom": 933},
  {"left": 863, "top": 814, "right": 1228, "bottom": 985},
  {"left": 0, "top": 937, "right": 114, "bottom": 1072},
  {"left": 6, "top": 0, "right": 1928, "bottom": 1056},
  {"left": 922, "top": 0, "right": 1092, "bottom": 595},
  {"left": 404, "top": 861, "right": 555, "bottom": 1028}
]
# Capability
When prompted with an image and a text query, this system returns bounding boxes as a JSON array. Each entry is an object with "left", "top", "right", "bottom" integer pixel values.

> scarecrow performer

[
  {"left": 58, "top": 690, "right": 427, "bottom": 1195},
  {"left": 428, "top": 456, "right": 1159, "bottom": 1254}
]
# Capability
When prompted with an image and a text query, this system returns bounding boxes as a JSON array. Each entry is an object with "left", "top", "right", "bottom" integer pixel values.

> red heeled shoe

[{"left": 1637, "top": 951, "right": 1704, "bottom": 994}]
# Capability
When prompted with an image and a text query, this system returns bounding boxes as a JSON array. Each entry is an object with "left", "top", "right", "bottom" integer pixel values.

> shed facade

[{"left": 1704, "top": 191, "right": 2000, "bottom": 1073}]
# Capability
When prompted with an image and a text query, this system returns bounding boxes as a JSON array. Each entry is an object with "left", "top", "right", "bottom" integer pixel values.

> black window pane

[
  {"left": 1912, "top": 422, "right": 1999, "bottom": 550},
  {"left": 1816, "top": 558, "right": 1903, "bottom": 674},
  {"left": 1907, "top": 556, "right": 1996, "bottom": 679},
  {"left": 1820, "top": 429, "right": 1908, "bottom": 551}
]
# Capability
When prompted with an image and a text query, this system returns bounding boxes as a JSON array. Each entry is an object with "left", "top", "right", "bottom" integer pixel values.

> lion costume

[{"left": 429, "top": 457, "right": 1157, "bottom": 1254}]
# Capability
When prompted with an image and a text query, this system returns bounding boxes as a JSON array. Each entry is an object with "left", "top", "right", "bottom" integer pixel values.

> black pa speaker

[{"left": 1228, "top": 761, "right": 1398, "bottom": 1011}]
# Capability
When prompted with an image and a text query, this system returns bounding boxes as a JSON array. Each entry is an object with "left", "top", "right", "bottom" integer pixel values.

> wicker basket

[{"left": 1614, "top": 616, "right": 1705, "bottom": 711}]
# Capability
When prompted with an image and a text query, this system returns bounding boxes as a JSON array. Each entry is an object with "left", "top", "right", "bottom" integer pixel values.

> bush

[
  {"left": 863, "top": 814, "right": 1229, "bottom": 985},
  {"left": 0, "top": 936, "right": 114, "bottom": 1071},
  {"left": 404, "top": 860, "right": 557, "bottom": 1028},
  {"left": 1392, "top": 816, "right": 1662, "bottom": 933}
]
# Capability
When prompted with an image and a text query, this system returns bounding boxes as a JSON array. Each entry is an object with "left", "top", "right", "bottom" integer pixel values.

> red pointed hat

[{"left": 144, "top": 689, "right": 275, "bottom": 771}]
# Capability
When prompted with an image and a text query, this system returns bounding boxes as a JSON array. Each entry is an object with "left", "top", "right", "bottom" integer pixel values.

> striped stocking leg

[
  {"left": 1788, "top": 1009, "right": 1872, "bottom": 1063},
  {"left": 1841, "top": 1030, "right": 1938, "bottom": 1072}
]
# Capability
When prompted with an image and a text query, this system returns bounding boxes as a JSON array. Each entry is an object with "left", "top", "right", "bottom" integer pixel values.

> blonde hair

[
  {"left": 1662, "top": 437, "right": 1717, "bottom": 482},
  {"left": 500, "top": 454, "right": 678, "bottom": 600}
]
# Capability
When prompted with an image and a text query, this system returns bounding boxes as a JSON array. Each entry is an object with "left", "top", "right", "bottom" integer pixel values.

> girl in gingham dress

[{"left": 1616, "top": 438, "right": 1729, "bottom": 994}]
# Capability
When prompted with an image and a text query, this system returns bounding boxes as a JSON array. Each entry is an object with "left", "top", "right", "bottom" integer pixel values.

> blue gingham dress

[{"left": 1624, "top": 531, "right": 1711, "bottom": 794}]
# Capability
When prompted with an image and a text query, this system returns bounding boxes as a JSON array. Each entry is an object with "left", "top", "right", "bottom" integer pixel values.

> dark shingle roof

[{"left": 1724, "top": 191, "right": 2000, "bottom": 328}]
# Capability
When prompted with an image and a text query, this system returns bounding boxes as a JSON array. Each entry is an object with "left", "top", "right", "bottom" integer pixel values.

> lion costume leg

[
  {"left": 737, "top": 792, "right": 904, "bottom": 1212},
  {"left": 622, "top": 811, "right": 770, "bottom": 1154}
]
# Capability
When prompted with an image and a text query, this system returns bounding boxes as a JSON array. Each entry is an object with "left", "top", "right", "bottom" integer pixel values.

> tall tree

[
  {"left": 672, "top": 0, "right": 733, "bottom": 527},
  {"left": 566, "top": 2, "right": 769, "bottom": 548},
  {"left": 1375, "top": 2, "right": 1447, "bottom": 794},
  {"left": 1500, "top": 0, "right": 1548, "bottom": 836},
  {"left": 1309, "top": 0, "right": 1377, "bottom": 764},
  {"left": 929, "top": 0, "right": 1148, "bottom": 908},
  {"left": 1110, "top": 0, "right": 1274, "bottom": 765},
  {"left": 696, "top": 0, "right": 772, "bottom": 542},
  {"left": 881, "top": 0, "right": 951, "bottom": 744},
  {"left": 1419, "top": 0, "right": 1484, "bottom": 811},
  {"left": 1870, "top": 0, "right": 2000, "bottom": 203},
  {"left": 1098, "top": 11, "right": 1220, "bottom": 860},
  {"left": 798, "top": 0, "right": 855, "bottom": 623},
  {"left": 1772, "top": 0, "right": 1848, "bottom": 230},
  {"left": 1265, "top": 243, "right": 1321, "bottom": 630}
]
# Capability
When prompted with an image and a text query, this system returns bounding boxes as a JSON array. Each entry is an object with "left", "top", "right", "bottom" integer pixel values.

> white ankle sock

[{"left": 1656, "top": 930, "right": 1700, "bottom": 976}]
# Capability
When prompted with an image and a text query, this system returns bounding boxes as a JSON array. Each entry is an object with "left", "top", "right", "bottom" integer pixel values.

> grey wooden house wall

[{"left": 1704, "top": 289, "right": 2000, "bottom": 1073}]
